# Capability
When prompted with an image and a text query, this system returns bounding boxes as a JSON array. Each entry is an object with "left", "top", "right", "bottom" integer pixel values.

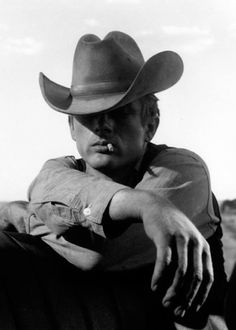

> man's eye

[
  {"left": 123, "top": 109, "right": 130, "bottom": 115},
  {"left": 120, "top": 107, "right": 131, "bottom": 117}
]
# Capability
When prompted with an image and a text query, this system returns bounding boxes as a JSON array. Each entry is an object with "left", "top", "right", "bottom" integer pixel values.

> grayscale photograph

[{"left": 0, "top": 1, "right": 235, "bottom": 329}]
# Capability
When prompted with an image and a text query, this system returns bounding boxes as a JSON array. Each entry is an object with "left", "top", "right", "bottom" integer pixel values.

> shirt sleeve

[
  {"left": 28, "top": 156, "right": 127, "bottom": 238},
  {"left": 135, "top": 147, "right": 219, "bottom": 238}
]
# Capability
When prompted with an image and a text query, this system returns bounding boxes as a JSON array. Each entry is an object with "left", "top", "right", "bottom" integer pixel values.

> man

[{"left": 0, "top": 31, "right": 227, "bottom": 329}]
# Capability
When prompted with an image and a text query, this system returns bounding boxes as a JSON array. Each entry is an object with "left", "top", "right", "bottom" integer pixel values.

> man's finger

[
  {"left": 173, "top": 242, "right": 212, "bottom": 319},
  {"left": 195, "top": 246, "right": 214, "bottom": 311},
  {"left": 151, "top": 241, "right": 172, "bottom": 291},
  {"left": 181, "top": 244, "right": 203, "bottom": 313},
  {"left": 181, "top": 242, "right": 213, "bottom": 314},
  {"left": 162, "top": 235, "right": 188, "bottom": 308}
]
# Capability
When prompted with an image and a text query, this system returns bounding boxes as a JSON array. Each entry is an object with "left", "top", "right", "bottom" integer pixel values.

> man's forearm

[
  {"left": 108, "top": 188, "right": 192, "bottom": 238},
  {"left": 109, "top": 188, "right": 170, "bottom": 223},
  {"left": 108, "top": 188, "right": 142, "bottom": 222}
]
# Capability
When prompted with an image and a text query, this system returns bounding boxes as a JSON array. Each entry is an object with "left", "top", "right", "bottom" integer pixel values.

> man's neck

[{"left": 85, "top": 162, "right": 137, "bottom": 184}]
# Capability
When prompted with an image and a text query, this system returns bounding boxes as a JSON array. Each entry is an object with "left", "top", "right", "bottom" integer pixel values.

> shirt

[{"left": 27, "top": 143, "right": 220, "bottom": 271}]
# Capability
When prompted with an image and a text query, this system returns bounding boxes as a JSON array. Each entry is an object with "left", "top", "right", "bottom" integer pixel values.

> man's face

[{"left": 69, "top": 99, "right": 152, "bottom": 175}]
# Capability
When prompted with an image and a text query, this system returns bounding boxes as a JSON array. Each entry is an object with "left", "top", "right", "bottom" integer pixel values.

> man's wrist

[{"left": 108, "top": 188, "right": 155, "bottom": 223}]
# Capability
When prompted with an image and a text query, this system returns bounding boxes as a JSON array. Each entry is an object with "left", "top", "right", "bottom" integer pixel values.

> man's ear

[
  {"left": 68, "top": 115, "right": 76, "bottom": 141},
  {"left": 145, "top": 116, "right": 159, "bottom": 142}
]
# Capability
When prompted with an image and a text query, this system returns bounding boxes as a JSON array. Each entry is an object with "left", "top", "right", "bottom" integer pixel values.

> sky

[{"left": 0, "top": 0, "right": 236, "bottom": 201}]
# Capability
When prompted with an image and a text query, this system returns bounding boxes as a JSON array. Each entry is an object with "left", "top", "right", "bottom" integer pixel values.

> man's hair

[{"left": 140, "top": 94, "right": 160, "bottom": 128}]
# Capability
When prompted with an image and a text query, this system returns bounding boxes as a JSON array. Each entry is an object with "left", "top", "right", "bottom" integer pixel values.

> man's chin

[{"left": 88, "top": 154, "right": 116, "bottom": 170}]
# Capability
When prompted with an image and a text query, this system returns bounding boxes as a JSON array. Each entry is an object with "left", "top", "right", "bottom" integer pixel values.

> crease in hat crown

[
  {"left": 70, "top": 33, "right": 145, "bottom": 97},
  {"left": 39, "top": 31, "right": 184, "bottom": 115}
]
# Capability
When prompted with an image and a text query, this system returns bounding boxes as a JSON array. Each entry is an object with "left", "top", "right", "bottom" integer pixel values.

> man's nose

[{"left": 94, "top": 113, "right": 114, "bottom": 134}]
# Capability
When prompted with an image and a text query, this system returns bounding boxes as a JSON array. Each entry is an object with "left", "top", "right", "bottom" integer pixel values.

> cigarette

[{"left": 107, "top": 143, "right": 114, "bottom": 152}]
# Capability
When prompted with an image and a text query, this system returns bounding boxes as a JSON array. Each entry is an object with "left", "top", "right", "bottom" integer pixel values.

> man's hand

[
  {"left": 0, "top": 201, "right": 28, "bottom": 233},
  {"left": 109, "top": 188, "right": 214, "bottom": 318}
]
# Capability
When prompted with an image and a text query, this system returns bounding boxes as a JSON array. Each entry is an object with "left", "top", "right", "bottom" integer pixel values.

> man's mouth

[{"left": 92, "top": 141, "right": 115, "bottom": 153}]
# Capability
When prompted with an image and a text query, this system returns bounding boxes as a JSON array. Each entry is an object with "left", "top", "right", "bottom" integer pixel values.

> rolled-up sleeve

[{"left": 28, "top": 156, "right": 127, "bottom": 238}]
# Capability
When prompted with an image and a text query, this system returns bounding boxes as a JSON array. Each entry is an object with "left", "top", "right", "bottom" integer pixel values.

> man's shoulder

[
  {"left": 147, "top": 143, "right": 206, "bottom": 165},
  {"left": 144, "top": 143, "right": 211, "bottom": 181}
]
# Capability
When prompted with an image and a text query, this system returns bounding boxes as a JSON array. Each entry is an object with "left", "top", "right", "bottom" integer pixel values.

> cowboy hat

[{"left": 39, "top": 31, "right": 184, "bottom": 115}]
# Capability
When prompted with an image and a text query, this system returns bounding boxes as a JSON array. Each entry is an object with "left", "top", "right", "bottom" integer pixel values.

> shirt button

[{"left": 83, "top": 207, "right": 91, "bottom": 216}]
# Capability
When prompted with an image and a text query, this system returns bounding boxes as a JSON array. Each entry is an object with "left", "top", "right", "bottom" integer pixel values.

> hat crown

[{"left": 71, "top": 32, "right": 145, "bottom": 97}]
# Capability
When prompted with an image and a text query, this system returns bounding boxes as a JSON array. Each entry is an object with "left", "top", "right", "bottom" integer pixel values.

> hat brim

[{"left": 39, "top": 51, "right": 183, "bottom": 115}]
